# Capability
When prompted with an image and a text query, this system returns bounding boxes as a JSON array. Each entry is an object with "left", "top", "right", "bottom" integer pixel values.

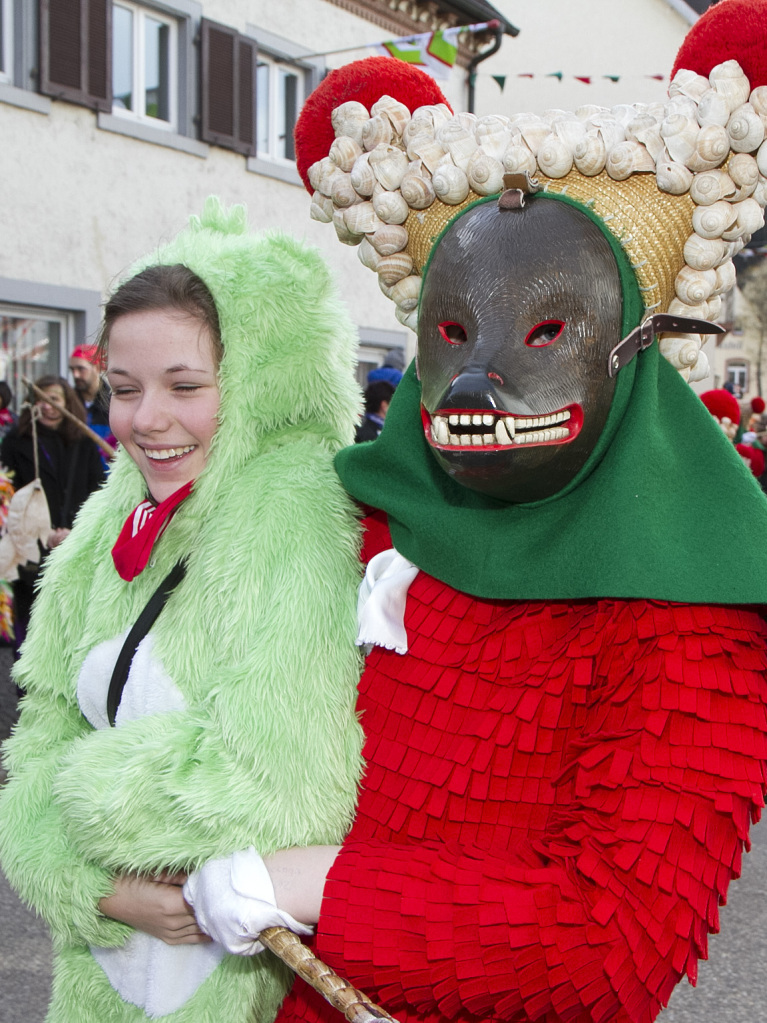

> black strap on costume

[{"left": 107, "top": 560, "right": 186, "bottom": 727}]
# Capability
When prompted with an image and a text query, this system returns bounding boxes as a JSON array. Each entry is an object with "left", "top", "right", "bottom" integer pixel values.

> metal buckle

[{"left": 607, "top": 314, "right": 726, "bottom": 378}]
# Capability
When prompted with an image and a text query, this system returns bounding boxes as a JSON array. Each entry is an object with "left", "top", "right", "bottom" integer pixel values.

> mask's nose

[{"left": 439, "top": 368, "right": 502, "bottom": 411}]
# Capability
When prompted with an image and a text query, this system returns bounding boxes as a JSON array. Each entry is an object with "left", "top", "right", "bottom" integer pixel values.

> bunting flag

[
  {"left": 492, "top": 75, "right": 507, "bottom": 92},
  {"left": 485, "top": 72, "right": 667, "bottom": 90},
  {"left": 373, "top": 21, "right": 498, "bottom": 80}
]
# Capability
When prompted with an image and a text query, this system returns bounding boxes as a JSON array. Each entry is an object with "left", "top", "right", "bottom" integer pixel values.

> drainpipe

[{"left": 467, "top": 19, "right": 503, "bottom": 114}]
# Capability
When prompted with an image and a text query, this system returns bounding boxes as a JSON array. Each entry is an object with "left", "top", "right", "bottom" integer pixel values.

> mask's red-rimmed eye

[
  {"left": 524, "top": 320, "right": 565, "bottom": 347},
  {"left": 438, "top": 322, "right": 468, "bottom": 345}
]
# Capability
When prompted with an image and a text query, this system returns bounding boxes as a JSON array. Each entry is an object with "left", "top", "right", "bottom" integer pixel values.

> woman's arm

[{"left": 99, "top": 873, "right": 210, "bottom": 945}]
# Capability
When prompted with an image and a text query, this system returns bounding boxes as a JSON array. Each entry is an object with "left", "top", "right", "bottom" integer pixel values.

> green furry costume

[{"left": 0, "top": 199, "right": 365, "bottom": 1023}]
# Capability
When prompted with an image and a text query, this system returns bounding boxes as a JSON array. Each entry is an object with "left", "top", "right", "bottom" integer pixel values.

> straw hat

[{"left": 295, "top": 0, "right": 767, "bottom": 383}]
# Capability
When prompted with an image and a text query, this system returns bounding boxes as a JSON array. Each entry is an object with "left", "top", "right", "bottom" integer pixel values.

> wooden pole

[
  {"left": 22, "top": 376, "right": 116, "bottom": 459},
  {"left": 260, "top": 927, "right": 398, "bottom": 1023}
]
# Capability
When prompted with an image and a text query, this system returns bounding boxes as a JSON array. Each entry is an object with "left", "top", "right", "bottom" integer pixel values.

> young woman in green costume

[{"left": 0, "top": 198, "right": 365, "bottom": 1023}]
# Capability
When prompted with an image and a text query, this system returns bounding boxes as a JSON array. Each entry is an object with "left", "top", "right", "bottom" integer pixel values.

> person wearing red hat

[{"left": 69, "top": 344, "right": 115, "bottom": 465}]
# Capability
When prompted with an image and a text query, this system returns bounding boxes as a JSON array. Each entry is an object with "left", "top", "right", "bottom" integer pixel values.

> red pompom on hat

[
  {"left": 294, "top": 57, "right": 451, "bottom": 194},
  {"left": 700, "top": 388, "right": 742, "bottom": 424},
  {"left": 752, "top": 396, "right": 766, "bottom": 414},
  {"left": 736, "top": 443, "right": 765, "bottom": 478},
  {"left": 671, "top": 0, "right": 767, "bottom": 89}
]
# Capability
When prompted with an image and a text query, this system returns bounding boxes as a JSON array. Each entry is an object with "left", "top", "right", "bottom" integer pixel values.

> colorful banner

[{"left": 373, "top": 21, "right": 497, "bottom": 80}]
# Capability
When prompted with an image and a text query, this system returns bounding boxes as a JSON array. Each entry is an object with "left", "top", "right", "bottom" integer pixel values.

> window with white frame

[
  {"left": 726, "top": 360, "right": 749, "bottom": 396},
  {"left": 112, "top": 1, "right": 178, "bottom": 129},
  {"left": 256, "top": 55, "right": 305, "bottom": 162},
  {"left": 0, "top": 305, "right": 72, "bottom": 411},
  {"left": 0, "top": 0, "right": 12, "bottom": 85}
]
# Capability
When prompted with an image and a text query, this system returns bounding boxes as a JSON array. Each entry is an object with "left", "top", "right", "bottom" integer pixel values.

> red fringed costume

[{"left": 276, "top": 522, "right": 767, "bottom": 1023}]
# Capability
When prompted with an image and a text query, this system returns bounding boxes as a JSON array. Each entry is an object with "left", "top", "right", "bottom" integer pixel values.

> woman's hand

[
  {"left": 99, "top": 872, "right": 211, "bottom": 945},
  {"left": 47, "top": 528, "right": 70, "bottom": 549}
]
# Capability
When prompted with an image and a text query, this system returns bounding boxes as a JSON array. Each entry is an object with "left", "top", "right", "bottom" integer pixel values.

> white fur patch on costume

[
  {"left": 77, "top": 631, "right": 186, "bottom": 730},
  {"left": 90, "top": 935, "right": 225, "bottom": 1019},
  {"left": 357, "top": 548, "right": 419, "bottom": 655},
  {"left": 78, "top": 632, "right": 222, "bottom": 1013}
]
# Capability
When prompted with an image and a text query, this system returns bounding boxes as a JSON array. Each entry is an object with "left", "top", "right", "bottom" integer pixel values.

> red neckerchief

[{"left": 112, "top": 480, "right": 194, "bottom": 581}]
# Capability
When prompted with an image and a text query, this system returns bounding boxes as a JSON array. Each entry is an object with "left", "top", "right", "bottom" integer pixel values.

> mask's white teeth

[
  {"left": 432, "top": 416, "right": 450, "bottom": 445},
  {"left": 495, "top": 418, "right": 513, "bottom": 444},
  {"left": 449, "top": 414, "right": 459, "bottom": 426}
]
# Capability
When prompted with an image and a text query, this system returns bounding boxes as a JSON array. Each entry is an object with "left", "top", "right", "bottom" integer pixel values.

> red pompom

[
  {"left": 736, "top": 443, "right": 765, "bottom": 478},
  {"left": 671, "top": 0, "right": 767, "bottom": 89},
  {"left": 699, "top": 388, "right": 741, "bottom": 424},
  {"left": 752, "top": 396, "right": 765, "bottom": 414},
  {"left": 294, "top": 57, "right": 451, "bottom": 194}
]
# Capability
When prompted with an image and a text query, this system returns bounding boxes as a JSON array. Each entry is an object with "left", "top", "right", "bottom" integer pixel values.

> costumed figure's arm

[
  {"left": 0, "top": 510, "right": 133, "bottom": 948},
  {"left": 284, "top": 602, "right": 767, "bottom": 1023},
  {"left": 51, "top": 442, "right": 363, "bottom": 873}
]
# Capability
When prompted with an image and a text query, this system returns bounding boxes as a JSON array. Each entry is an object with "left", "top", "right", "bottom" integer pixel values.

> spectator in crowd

[
  {"left": 355, "top": 381, "right": 394, "bottom": 442},
  {"left": 367, "top": 347, "right": 405, "bottom": 389},
  {"left": 0, "top": 381, "right": 17, "bottom": 439},
  {"left": 69, "top": 344, "right": 115, "bottom": 465},
  {"left": 0, "top": 375, "right": 104, "bottom": 655}
]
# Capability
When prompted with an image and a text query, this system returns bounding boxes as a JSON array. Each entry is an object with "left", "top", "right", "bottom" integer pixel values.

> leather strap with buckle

[{"left": 607, "top": 314, "right": 726, "bottom": 378}]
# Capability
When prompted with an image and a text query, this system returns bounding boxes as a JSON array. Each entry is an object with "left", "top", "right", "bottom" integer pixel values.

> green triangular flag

[
  {"left": 492, "top": 75, "right": 506, "bottom": 91},
  {"left": 546, "top": 71, "right": 563, "bottom": 81},
  {"left": 604, "top": 74, "right": 620, "bottom": 82}
]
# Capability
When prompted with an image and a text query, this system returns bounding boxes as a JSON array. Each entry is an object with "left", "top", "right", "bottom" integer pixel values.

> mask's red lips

[{"left": 422, "top": 404, "right": 583, "bottom": 449}]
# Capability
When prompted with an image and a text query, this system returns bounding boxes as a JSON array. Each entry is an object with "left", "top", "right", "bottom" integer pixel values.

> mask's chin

[{"left": 421, "top": 401, "right": 594, "bottom": 503}]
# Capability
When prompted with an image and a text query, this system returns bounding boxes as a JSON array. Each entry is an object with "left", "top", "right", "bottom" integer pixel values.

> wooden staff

[
  {"left": 260, "top": 927, "right": 398, "bottom": 1023},
  {"left": 22, "top": 376, "right": 116, "bottom": 459}
]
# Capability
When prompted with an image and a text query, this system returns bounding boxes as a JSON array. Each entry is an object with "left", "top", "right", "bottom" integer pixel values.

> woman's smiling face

[{"left": 107, "top": 307, "right": 221, "bottom": 503}]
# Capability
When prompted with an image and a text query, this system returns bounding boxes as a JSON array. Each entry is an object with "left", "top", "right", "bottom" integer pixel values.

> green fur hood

[{"left": 0, "top": 199, "right": 365, "bottom": 1023}]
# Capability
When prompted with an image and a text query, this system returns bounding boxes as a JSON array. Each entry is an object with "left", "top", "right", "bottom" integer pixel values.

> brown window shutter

[
  {"left": 39, "top": 0, "right": 111, "bottom": 111},
  {"left": 200, "top": 18, "right": 257, "bottom": 157}
]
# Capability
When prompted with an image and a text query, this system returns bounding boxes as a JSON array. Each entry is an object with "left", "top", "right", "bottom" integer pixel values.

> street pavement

[{"left": 0, "top": 647, "right": 765, "bottom": 1022}]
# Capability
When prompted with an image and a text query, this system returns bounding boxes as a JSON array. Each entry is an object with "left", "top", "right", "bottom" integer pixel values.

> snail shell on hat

[
  {"left": 593, "top": 118, "right": 626, "bottom": 151},
  {"left": 372, "top": 184, "right": 409, "bottom": 225},
  {"left": 670, "top": 68, "right": 710, "bottom": 103},
  {"left": 573, "top": 133, "right": 607, "bottom": 176},
  {"left": 332, "top": 209, "right": 363, "bottom": 245},
  {"left": 689, "top": 167, "right": 737, "bottom": 205},
  {"left": 656, "top": 158, "right": 694, "bottom": 195},
  {"left": 710, "top": 60, "right": 751, "bottom": 114},
  {"left": 661, "top": 114, "right": 700, "bottom": 165},
  {"left": 370, "top": 223, "right": 408, "bottom": 256},
  {"left": 696, "top": 88, "right": 731, "bottom": 128},
  {"left": 310, "top": 156, "right": 338, "bottom": 196},
  {"left": 369, "top": 144, "right": 410, "bottom": 191},
  {"left": 432, "top": 161, "right": 471, "bottom": 204},
  {"left": 377, "top": 251, "right": 414, "bottom": 286},
  {"left": 343, "top": 201, "right": 383, "bottom": 236},
  {"left": 330, "top": 171, "right": 361, "bottom": 209},
  {"left": 331, "top": 101, "right": 369, "bottom": 144},
  {"left": 713, "top": 259, "right": 737, "bottom": 295},
  {"left": 455, "top": 111, "right": 478, "bottom": 133},
  {"left": 437, "top": 122, "right": 479, "bottom": 171},
  {"left": 691, "top": 199, "right": 737, "bottom": 239},
  {"left": 658, "top": 333, "right": 702, "bottom": 370},
  {"left": 503, "top": 144, "right": 537, "bottom": 176},
  {"left": 728, "top": 152, "right": 759, "bottom": 192},
  {"left": 750, "top": 85, "right": 767, "bottom": 126},
  {"left": 358, "top": 236, "right": 382, "bottom": 271},
  {"left": 407, "top": 135, "right": 447, "bottom": 174},
  {"left": 627, "top": 118, "right": 664, "bottom": 161},
  {"left": 467, "top": 149, "right": 505, "bottom": 195},
  {"left": 575, "top": 104, "right": 609, "bottom": 120},
  {"left": 605, "top": 140, "right": 656, "bottom": 180},
  {"left": 536, "top": 136, "right": 574, "bottom": 179},
  {"left": 688, "top": 349, "right": 710, "bottom": 383},
  {"left": 668, "top": 296, "right": 711, "bottom": 320},
  {"left": 329, "top": 136, "right": 363, "bottom": 173},
  {"left": 310, "top": 191, "right": 334, "bottom": 224},
  {"left": 475, "top": 116, "right": 512, "bottom": 160},
  {"left": 733, "top": 196, "right": 766, "bottom": 237},
  {"left": 683, "top": 233, "right": 727, "bottom": 271},
  {"left": 686, "top": 124, "right": 729, "bottom": 172},
  {"left": 350, "top": 151, "right": 376, "bottom": 197},
  {"left": 517, "top": 120, "right": 554, "bottom": 156},
  {"left": 553, "top": 116, "right": 587, "bottom": 151},
  {"left": 362, "top": 115, "right": 393, "bottom": 151},
  {"left": 400, "top": 161, "right": 436, "bottom": 210},
  {"left": 727, "top": 103, "right": 765, "bottom": 153},
  {"left": 395, "top": 305, "right": 419, "bottom": 331},
  {"left": 675, "top": 265, "right": 717, "bottom": 305},
  {"left": 371, "top": 95, "right": 411, "bottom": 137},
  {"left": 389, "top": 274, "right": 421, "bottom": 312}
]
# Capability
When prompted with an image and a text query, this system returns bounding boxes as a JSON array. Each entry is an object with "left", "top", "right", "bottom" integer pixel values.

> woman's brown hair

[
  {"left": 98, "top": 264, "right": 223, "bottom": 365},
  {"left": 18, "top": 375, "right": 87, "bottom": 445}
]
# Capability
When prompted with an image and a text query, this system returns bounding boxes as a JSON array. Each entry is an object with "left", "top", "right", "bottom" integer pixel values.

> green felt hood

[{"left": 336, "top": 193, "right": 767, "bottom": 604}]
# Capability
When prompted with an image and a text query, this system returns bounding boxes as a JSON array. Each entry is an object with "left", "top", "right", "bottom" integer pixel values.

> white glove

[{"left": 183, "top": 847, "right": 314, "bottom": 955}]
